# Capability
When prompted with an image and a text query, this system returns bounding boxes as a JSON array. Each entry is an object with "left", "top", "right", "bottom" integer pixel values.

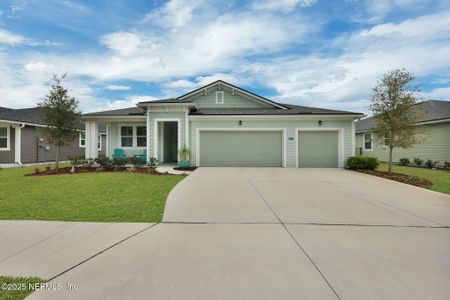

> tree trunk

[
  {"left": 388, "top": 145, "right": 393, "bottom": 174},
  {"left": 55, "top": 145, "right": 60, "bottom": 169}
]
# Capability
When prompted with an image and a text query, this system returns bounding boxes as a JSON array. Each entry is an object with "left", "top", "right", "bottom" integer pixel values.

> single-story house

[
  {"left": 0, "top": 106, "right": 106, "bottom": 165},
  {"left": 82, "top": 80, "right": 363, "bottom": 168},
  {"left": 355, "top": 100, "right": 450, "bottom": 166}
]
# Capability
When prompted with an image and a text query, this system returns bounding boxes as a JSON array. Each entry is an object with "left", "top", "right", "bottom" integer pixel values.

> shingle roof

[
  {"left": 82, "top": 106, "right": 146, "bottom": 116},
  {"left": 355, "top": 100, "right": 450, "bottom": 132},
  {"left": 0, "top": 107, "right": 105, "bottom": 133},
  {"left": 189, "top": 104, "right": 362, "bottom": 116},
  {"left": 137, "top": 98, "right": 193, "bottom": 104}
]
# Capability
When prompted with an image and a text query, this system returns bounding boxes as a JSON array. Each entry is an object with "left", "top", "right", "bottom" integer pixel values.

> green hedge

[{"left": 346, "top": 156, "right": 379, "bottom": 170}]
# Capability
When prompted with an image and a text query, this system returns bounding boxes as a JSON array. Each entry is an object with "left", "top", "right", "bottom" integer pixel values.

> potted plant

[{"left": 178, "top": 144, "right": 191, "bottom": 168}]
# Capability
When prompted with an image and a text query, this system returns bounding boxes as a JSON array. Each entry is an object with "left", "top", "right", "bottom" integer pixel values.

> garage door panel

[
  {"left": 298, "top": 131, "right": 339, "bottom": 168},
  {"left": 200, "top": 131, "right": 282, "bottom": 167}
]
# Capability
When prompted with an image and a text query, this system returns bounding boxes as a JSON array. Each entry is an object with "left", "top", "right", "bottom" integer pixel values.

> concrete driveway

[{"left": 1, "top": 168, "right": 448, "bottom": 299}]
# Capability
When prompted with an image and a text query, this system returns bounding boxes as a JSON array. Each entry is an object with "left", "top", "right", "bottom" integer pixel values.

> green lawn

[
  {"left": 0, "top": 276, "right": 44, "bottom": 300},
  {"left": 0, "top": 164, "right": 184, "bottom": 222},
  {"left": 377, "top": 163, "right": 450, "bottom": 195}
]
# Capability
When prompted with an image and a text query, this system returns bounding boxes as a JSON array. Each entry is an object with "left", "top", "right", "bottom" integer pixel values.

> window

[
  {"left": 97, "top": 134, "right": 102, "bottom": 150},
  {"left": 364, "top": 133, "right": 373, "bottom": 151},
  {"left": 79, "top": 133, "right": 86, "bottom": 147},
  {"left": 0, "top": 126, "right": 9, "bottom": 150},
  {"left": 120, "top": 126, "right": 133, "bottom": 147},
  {"left": 136, "top": 126, "right": 147, "bottom": 147},
  {"left": 215, "top": 91, "right": 224, "bottom": 104},
  {"left": 80, "top": 133, "right": 101, "bottom": 150},
  {"left": 384, "top": 133, "right": 389, "bottom": 147}
]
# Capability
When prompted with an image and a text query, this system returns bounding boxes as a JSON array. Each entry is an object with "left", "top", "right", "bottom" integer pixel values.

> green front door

[
  {"left": 298, "top": 131, "right": 339, "bottom": 167},
  {"left": 199, "top": 131, "right": 283, "bottom": 167}
]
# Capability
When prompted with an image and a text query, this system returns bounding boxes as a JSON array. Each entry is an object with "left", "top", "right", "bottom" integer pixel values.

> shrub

[
  {"left": 413, "top": 157, "right": 423, "bottom": 167},
  {"left": 69, "top": 155, "right": 85, "bottom": 167},
  {"left": 346, "top": 156, "right": 379, "bottom": 170},
  {"left": 128, "top": 156, "right": 145, "bottom": 168},
  {"left": 148, "top": 157, "right": 158, "bottom": 168},
  {"left": 112, "top": 157, "right": 128, "bottom": 167},
  {"left": 34, "top": 167, "right": 40, "bottom": 174},
  {"left": 398, "top": 158, "right": 410, "bottom": 166},
  {"left": 45, "top": 166, "right": 51, "bottom": 172},
  {"left": 444, "top": 161, "right": 450, "bottom": 169},
  {"left": 425, "top": 159, "right": 438, "bottom": 169},
  {"left": 95, "top": 155, "right": 113, "bottom": 168}
]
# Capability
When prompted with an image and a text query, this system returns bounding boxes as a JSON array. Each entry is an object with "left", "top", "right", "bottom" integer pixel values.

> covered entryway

[
  {"left": 156, "top": 121, "right": 179, "bottom": 163},
  {"left": 198, "top": 130, "right": 283, "bottom": 167},
  {"left": 298, "top": 131, "right": 339, "bottom": 167}
]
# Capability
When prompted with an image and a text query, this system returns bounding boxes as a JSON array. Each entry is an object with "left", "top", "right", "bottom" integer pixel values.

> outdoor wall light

[
  {"left": 318, "top": 120, "right": 323, "bottom": 126},
  {"left": 239, "top": 120, "right": 242, "bottom": 126}
]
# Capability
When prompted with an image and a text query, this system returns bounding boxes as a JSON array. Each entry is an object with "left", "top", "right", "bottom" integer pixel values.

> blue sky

[{"left": 0, "top": 0, "right": 449, "bottom": 114}]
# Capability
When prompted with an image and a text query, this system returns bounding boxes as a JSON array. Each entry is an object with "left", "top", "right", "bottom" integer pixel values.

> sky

[{"left": 0, "top": 0, "right": 449, "bottom": 114}]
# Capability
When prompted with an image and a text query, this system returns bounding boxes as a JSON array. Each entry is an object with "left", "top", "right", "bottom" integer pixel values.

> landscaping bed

[
  {"left": 358, "top": 170, "right": 433, "bottom": 189},
  {"left": 26, "top": 166, "right": 164, "bottom": 176},
  {"left": 173, "top": 166, "right": 198, "bottom": 171}
]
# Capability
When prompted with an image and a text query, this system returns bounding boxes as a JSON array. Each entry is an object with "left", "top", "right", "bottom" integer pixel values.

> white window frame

[
  {"left": 136, "top": 126, "right": 147, "bottom": 147},
  {"left": 363, "top": 132, "right": 373, "bottom": 151},
  {"left": 215, "top": 91, "right": 224, "bottom": 104},
  {"left": 118, "top": 124, "right": 147, "bottom": 149},
  {"left": 0, "top": 126, "right": 10, "bottom": 151},
  {"left": 97, "top": 134, "right": 102, "bottom": 151},
  {"left": 80, "top": 132, "right": 101, "bottom": 150},
  {"left": 79, "top": 132, "right": 86, "bottom": 148}
]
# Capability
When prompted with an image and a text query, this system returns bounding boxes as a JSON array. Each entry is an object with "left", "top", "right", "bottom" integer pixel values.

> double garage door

[{"left": 198, "top": 130, "right": 339, "bottom": 168}]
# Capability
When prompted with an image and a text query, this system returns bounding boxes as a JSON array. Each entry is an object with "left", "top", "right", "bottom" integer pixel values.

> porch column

[
  {"left": 146, "top": 107, "right": 151, "bottom": 163},
  {"left": 14, "top": 124, "right": 23, "bottom": 164},
  {"left": 85, "top": 121, "right": 98, "bottom": 159}
]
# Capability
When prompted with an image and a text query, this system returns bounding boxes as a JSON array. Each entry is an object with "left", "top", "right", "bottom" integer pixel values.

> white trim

[
  {"left": 146, "top": 108, "right": 151, "bottom": 163},
  {"left": 97, "top": 134, "right": 102, "bottom": 151},
  {"left": 82, "top": 115, "right": 146, "bottom": 120},
  {"left": 363, "top": 132, "right": 373, "bottom": 151},
  {"left": 0, "top": 125, "right": 11, "bottom": 151},
  {"left": 153, "top": 118, "right": 181, "bottom": 162},
  {"left": 189, "top": 114, "right": 363, "bottom": 121},
  {"left": 195, "top": 128, "right": 287, "bottom": 167},
  {"left": 215, "top": 91, "right": 224, "bottom": 104},
  {"left": 351, "top": 121, "right": 356, "bottom": 156},
  {"left": 185, "top": 109, "right": 189, "bottom": 148},
  {"left": 106, "top": 124, "right": 109, "bottom": 156},
  {"left": 295, "top": 128, "right": 345, "bottom": 168}
]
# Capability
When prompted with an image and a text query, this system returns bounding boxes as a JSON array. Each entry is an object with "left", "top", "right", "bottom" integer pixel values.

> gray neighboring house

[
  {"left": 82, "top": 80, "right": 364, "bottom": 168},
  {"left": 355, "top": 100, "right": 450, "bottom": 166},
  {"left": 0, "top": 106, "right": 106, "bottom": 165}
]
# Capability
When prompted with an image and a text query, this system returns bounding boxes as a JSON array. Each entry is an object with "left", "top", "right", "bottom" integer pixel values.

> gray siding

[
  {"left": 21, "top": 126, "right": 85, "bottom": 163},
  {"left": 356, "top": 122, "right": 450, "bottom": 166},
  {"left": 0, "top": 126, "right": 15, "bottom": 163}
]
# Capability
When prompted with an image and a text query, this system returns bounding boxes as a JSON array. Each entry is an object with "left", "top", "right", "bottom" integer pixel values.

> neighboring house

[
  {"left": 355, "top": 100, "right": 450, "bottom": 166},
  {"left": 82, "top": 80, "right": 363, "bottom": 168},
  {"left": 0, "top": 106, "right": 106, "bottom": 165}
]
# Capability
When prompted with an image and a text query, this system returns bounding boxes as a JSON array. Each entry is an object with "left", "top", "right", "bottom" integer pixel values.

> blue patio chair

[
  {"left": 134, "top": 149, "right": 147, "bottom": 163},
  {"left": 112, "top": 148, "right": 126, "bottom": 159}
]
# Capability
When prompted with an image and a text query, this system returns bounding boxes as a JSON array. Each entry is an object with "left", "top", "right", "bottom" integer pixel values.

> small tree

[
  {"left": 38, "top": 74, "right": 81, "bottom": 169},
  {"left": 369, "top": 69, "right": 422, "bottom": 174}
]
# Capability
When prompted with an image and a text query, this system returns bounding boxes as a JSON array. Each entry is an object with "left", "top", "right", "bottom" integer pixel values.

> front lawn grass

[
  {"left": 377, "top": 163, "right": 450, "bottom": 195},
  {"left": 0, "top": 164, "right": 184, "bottom": 222},
  {"left": 0, "top": 276, "right": 44, "bottom": 300}
]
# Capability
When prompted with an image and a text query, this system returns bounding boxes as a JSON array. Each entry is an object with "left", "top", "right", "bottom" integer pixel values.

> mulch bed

[
  {"left": 173, "top": 166, "right": 198, "bottom": 171},
  {"left": 358, "top": 170, "right": 433, "bottom": 189},
  {"left": 26, "top": 166, "right": 165, "bottom": 176}
]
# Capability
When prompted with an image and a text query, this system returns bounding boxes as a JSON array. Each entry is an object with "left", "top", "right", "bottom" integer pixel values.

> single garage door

[
  {"left": 199, "top": 131, "right": 283, "bottom": 167},
  {"left": 298, "top": 131, "right": 339, "bottom": 167}
]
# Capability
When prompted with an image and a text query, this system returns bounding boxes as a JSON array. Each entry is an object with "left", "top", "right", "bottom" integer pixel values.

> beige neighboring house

[{"left": 355, "top": 100, "right": 450, "bottom": 166}]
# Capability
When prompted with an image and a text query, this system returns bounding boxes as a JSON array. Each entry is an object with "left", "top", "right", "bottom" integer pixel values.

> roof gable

[{"left": 178, "top": 80, "right": 288, "bottom": 109}]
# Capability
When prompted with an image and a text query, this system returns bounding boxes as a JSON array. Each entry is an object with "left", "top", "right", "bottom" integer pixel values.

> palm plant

[{"left": 178, "top": 144, "right": 191, "bottom": 162}]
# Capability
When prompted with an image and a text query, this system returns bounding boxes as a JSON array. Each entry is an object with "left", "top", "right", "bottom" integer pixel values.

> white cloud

[
  {"left": 253, "top": 0, "right": 317, "bottom": 12},
  {"left": 104, "top": 85, "right": 131, "bottom": 91},
  {"left": 104, "top": 95, "right": 157, "bottom": 111},
  {"left": 421, "top": 87, "right": 450, "bottom": 100},
  {"left": 142, "top": 0, "right": 202, "bottom": 28},
  {"left": 0, "top": 28, "right": 25, "bottom": 45},
  {"left": 364, "top": 0, "right": 433, "bottom": 23}
]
